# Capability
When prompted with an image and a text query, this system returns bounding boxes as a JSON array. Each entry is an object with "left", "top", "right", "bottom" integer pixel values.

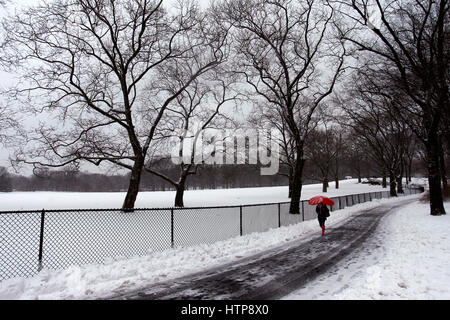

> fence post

[
  {"left": 239, "top": 206, "right": 243, "bottom": 236},
  {"left": 38, "top": 209, "right": 46, "bottom": 272},
  {"left": 277, "top": 203, "right": 281, "bottom": 228},
  {"left": 171, "top": 208, "right": 174, "bottom": 249}
]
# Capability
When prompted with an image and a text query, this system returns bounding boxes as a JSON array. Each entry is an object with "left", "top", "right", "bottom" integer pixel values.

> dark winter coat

[{"left": 316, "top": 204, "right": 330, "bottom": 219}]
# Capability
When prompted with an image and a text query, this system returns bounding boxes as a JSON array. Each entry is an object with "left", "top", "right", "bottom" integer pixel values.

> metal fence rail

[{"left": 0, "top": 187, "right": 423, "bottom": 281}]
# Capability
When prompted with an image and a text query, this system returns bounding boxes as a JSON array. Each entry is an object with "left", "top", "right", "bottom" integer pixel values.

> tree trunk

[
  {"left": 397, "top": 163, "right": 404, "bottom": 194},
  {"left": 404, "top": 161, "right": 409, "bottom": 185},
  {"left": 175, "top": 185, "right": 185, "bottom": 207},
  {"left": 122, "top": 158, "right": 144, "bottom": 210},
  {"left": 382, "top": 169, "right": 387, "bottom": 188},
  {"left": 426, "top": 128, "right": 446, "bottom": 215},
  {"left": 289, "top": 173, "right": 302, "bottom": 214},
  {"left": 289, "top": 155, "right": 305, "bottom": 214},
  {"left": 396, "top": 176, "right": 403, "bottom": 194},
  {"left": 174, "top": 174, "right": 188, "bottom": 207},
  {"left": 335, "top": 155, "right": 339, "bottom": 189},
  {"left": 322, "top": 177, "right": 328, "bottom": 192},
  {"left": 389, "top": 171, "right": 397, "bottom": 197},
  {"left": 439, "top": 143, "right": 448, "bottom": 191},
  {"left": 288, "top": 166, "right": 293, "bottom": 198},
  {"left": 408, "top": 158, "right": 413, "bottom": 182}
]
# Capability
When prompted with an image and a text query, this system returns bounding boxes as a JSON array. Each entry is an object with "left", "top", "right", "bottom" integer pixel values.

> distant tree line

[{"left": 0, "top": 152, "right": 428, "bottom": 193}]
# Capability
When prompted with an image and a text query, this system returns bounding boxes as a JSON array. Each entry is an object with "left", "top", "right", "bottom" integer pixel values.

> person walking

[{"left": 316, "top": 203, "right": 330, "bottom": 236}]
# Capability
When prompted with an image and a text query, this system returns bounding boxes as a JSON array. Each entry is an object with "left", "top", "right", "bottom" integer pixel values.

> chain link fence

[{"left": 0, "top": 187, "right": 423, "bottom": 281}]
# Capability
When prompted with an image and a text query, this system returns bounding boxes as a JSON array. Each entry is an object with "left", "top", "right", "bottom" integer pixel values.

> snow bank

[{"left": 283, "top": 200, "right": 450, "bottom": 300}]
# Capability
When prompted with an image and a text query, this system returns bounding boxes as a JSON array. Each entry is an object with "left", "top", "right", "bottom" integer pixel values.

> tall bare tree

[
  {"left": 0, "top": 0, "right": 227, "bottom": 209},
  {"left": 144, "top": 70, "right": 240, "bottom": 207},
  {"left": 304, "top": 114, "right": 343, "bottom": 193},
  {"left": 248, "top": 100, "right": 299, "bottom": 198},
  {"left": 215, "top": 0, "right": 348, "bottom": 213},
  {"left": 331, "top": 0, "right": 449, "bottom": 215},
  {"left": 340, "top": 90, "right": 410, "bottom": 197}
]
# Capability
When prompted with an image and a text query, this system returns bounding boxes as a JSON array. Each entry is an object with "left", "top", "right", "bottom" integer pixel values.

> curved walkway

[{"left": 110, "top": 198, "right": 415, "bottom": 300}]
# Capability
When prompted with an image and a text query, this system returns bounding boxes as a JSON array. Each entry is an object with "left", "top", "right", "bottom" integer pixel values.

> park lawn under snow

[
  {"left": 0, "top": 178, "right": 412, "bottom": 210},
  {"left": 0, "top": 182, "right": 448, "bottom": 300},
  {"left": 1, "top": 178, "right": 448, "bottom": 300}
]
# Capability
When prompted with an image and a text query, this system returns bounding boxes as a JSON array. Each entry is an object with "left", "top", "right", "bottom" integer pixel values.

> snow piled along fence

[{"left": 0, "top": 188, "right": 422, "bottom": 281}]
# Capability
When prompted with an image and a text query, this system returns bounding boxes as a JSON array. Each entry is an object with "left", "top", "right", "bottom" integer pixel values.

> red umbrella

[{"left": 308, "top": 196, "right": 334, "bottom": 206}]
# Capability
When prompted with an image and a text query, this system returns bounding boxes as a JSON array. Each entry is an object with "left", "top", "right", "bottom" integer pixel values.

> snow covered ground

[
  {"left": 0, "top": 179, "right": 400, "bottom": 279},
  {"left": 0, "top": 178, "right": 448, "bottom": 300},
  {"left": 283, "top": 200, "right": 450, "bottom": 300},
  {"left": 0, "top": 178, "right": 414, "bottom": 210}
]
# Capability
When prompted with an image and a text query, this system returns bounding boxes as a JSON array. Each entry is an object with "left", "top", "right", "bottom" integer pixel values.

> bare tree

[
  {"left": 331, "top": 126, "right": 345, "bottom": 189},
  {"left": 0, "top": 0, "right": 226, "bottom": 209},
  {"left": 339, "top": 75, "right": 415, "bottom": 197},
  {"left": 144, "top": 70, "right": 241, "bottom": 207},
  {"left": 215, "top": 0, "right": 348, "bottom": 213},
  {"left": 304, "top": 113, "right": 342, "bottom": 193},
  {"left": 248, "top": 101, "right": 299, "bottom": 198},
  {"left": 331, "top": 0, "right": 449, "bottom": 214}
]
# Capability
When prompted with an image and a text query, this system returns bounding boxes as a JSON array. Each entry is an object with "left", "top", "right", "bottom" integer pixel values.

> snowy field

[
  {"left": 0, "top": 179, "right": 402, "bottom": 281},
  {"left": 1, "top": 178, "right": 447, "bottom": 300},
  {"left": 0, "top": 178, "right": 415, "bottom": 210}
]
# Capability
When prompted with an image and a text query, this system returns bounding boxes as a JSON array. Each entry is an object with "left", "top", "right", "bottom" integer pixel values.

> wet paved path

[{"left": 110, "top": 198, "right": 415, "bottom": 300}]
